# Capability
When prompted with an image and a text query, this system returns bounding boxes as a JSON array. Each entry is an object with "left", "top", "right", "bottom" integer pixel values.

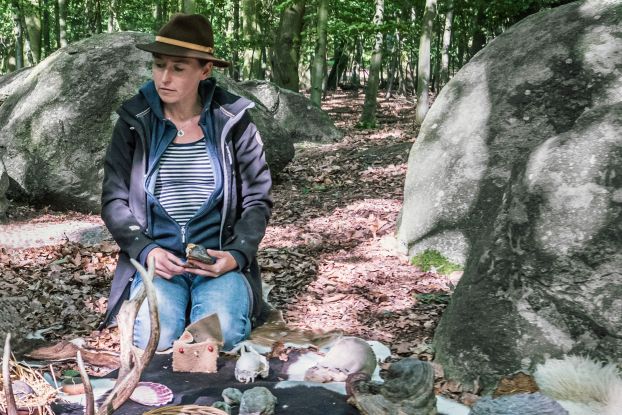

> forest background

[{"left": 1, "top": 0, "right": 574, "bottom": 126}]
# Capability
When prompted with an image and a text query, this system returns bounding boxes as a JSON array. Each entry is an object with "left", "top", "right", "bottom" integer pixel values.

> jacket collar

[{"left": 118, "top": 78, "right": 253, "bottom": 121}]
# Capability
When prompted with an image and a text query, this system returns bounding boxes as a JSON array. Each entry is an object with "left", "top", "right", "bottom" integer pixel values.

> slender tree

[
  {"left": 231, "top": 0, "right": 240, "bottom": 80},
  {"left": 241, "top": 0, "right": 263, "bottom": 80},
  {"left": 415, "top": 0, "right": 437, "bottom": 124},
  {"left": 271, "top": 0, "right": 306, "bottom": 91},
  {"left": 310, "top": 0, "right": 328, "bottom": 107},
  {"left": 42, "top": 0, "right": 50, "bottom": 55},
  {"left": 57, "top": 0, "right": 67, "bottom": 47},
  {"left": 24, "top": 0, "right": 42, "bottom": 62},
  {"left": 11, "top": 0, "right": 24, "bottom": 69},
  {"left": 359, "top": 0, "right": 384, "bottom": 127},
  {"left": 107, "top": 0, "right": 121, "bottom": 32},
  {"left": 183, "top": 0, "right": 196, "bottom": 13},
  {"left": 440, "top": 1, "right": 454, "bottom": 88},
  {"left": 470, "top": 1, "right": 486, "bottom": 58}
]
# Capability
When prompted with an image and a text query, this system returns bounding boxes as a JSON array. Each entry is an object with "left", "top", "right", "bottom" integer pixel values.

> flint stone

[
  {"left": 396, "top": 0, "right": 622, "bottom": 391},
  {"left": 0, "top": 32, "right": 335, "bottom": 213}
]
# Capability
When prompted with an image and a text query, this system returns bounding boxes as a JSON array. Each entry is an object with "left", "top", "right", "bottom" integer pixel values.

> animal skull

[{"left": 235, "top": 345, "right": 269, "bottom": 383}]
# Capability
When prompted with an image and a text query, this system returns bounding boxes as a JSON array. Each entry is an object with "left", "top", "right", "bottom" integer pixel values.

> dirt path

[{"left": 0, "top": 91, "right": 452, "bottom": 360}]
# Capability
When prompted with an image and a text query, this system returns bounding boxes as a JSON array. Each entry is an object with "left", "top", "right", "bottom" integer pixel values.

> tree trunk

[
  {"left": 24, "top": 0, "right": 42, "bottom": 62},
  {"left": 242, "top": 0, "right": 262, "bottom": 80},
  {"left": 17, "top": 2, "right": 35, "bottom": 66},
  {"left": 270, "top": 0, "right": 305, "bottom": 91},
  {"left": 415, "top": 0, "right": 437, "bottom": 125},
  {"left": 351, "top": 36, "right": 362, "bottom": 88},
  {"left": 385, "top": 31, "right": 398, "bottom": 98},
  {"left": 108, "top": 0, "right": 121, "bottom": 32},
  {"left": 42, "top": 0, "right": 50, "bottom": 55},
  {"left": 183, "top": 0, "right": 195, "bottom": 13},
  {"left": 326, "top": 40, "right": 347, "bottom": 91},
  {"left": 432, "top": 13, "right": 442, "bottom": 92},
  {"left": 231, "top": 0, "right": 240, "bottom": 80},
  {"left": 56, "top": 0, "right": 67, "bottom": 48},
  {"left": 310, "top": 0, "right": 328, "bottom": 107},
  {"left": 359, "top": 0, "right": 384, "bottom": 127},
  {"left": 440, "top": 1, "right": 453, "bottom": 88},
  {"left": 469, "top": 2, "right": 486, "bottom": 58},
  {"left": 11, "top": 0, "right": 24, "bottom": 69}
]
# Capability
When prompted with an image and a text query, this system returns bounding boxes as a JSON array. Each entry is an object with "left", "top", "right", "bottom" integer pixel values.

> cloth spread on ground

[{"left": 50, "top": 352, "right": 360, "bottom": 415}]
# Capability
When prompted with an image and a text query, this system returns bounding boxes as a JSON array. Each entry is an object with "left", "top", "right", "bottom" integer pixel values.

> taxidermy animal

[{"left": 304, "top": 336, "right": 377, "bottom": 383}]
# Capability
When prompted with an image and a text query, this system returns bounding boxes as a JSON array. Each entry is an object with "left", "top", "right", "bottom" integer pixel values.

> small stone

[
  {"left": 212, "top": 401, "right": 232, "bottom": 414},
  {"left": 222, "top": 387, "right": 243, "bottom": 406},
  {"left": 239, "top": 387, "right": 277, "bottom": 415}
]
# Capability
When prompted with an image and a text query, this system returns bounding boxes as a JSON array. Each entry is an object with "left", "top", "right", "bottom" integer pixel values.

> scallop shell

[{"left": 130, "top": 382, "right": 173, "bottom": 406}]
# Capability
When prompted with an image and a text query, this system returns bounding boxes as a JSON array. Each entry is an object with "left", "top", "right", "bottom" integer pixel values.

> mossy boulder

[
  {"left": 397, "top": 0, "right": 622, "bottom": 391},
  {"left": 0, "top": 32, "right": 337, "bottom": 213}
]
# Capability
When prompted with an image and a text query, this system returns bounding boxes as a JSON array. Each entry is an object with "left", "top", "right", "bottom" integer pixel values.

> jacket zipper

[{"left": 181, "top": 225, "right": 187, "bottom": 244}]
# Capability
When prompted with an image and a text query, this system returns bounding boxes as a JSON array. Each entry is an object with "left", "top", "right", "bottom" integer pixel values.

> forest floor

[{"left": 0, "top": 90, "right": 470, "bottom": 400}]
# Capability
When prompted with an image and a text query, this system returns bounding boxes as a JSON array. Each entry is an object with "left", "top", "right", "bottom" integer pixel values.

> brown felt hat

[{"left": 137, "top": 14, "right": 230, "bottom": 67}]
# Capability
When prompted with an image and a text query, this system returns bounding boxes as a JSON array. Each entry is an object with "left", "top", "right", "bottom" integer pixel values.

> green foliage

[
  {"left": 415, "top": 292, "right": 451, "bottom": 304},
  {"left": 0, "top": 0, "right": 577, "bottom": 87},
  {"left": 410, "top": 248, "right": 461, "bottom": 275}
]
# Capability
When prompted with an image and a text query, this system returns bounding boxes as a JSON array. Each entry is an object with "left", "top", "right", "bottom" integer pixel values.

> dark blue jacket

[{"left": 101, "top": 78, "right": 272, "bottom": 326}]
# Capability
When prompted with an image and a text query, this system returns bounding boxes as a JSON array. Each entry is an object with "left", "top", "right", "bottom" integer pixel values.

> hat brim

[{"left": 137, "top": 41, "right": 230, "bottom": 68}]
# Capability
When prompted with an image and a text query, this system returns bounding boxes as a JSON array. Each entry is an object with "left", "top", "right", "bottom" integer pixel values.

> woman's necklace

[{"left": 166, "top": 113, "right": 200, "bottom": 137}]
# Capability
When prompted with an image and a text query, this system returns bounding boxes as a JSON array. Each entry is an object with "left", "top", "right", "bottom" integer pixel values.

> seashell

[
  {"left": 235, "top": 345, "right": 269, "bottom": 384},
  {"left": 222, "top": 387, "right": 243, "bottom": 405},
  {"left": 186, "top": 243, "right": 216, "bottom": 265},
  {"left": 13, "top": 380, "right": 36, "bottom": 399},
  {"left": 304, "top": 336, "right": 377, "bottom": 383},
  {"left": 470, "top": 393, "right": 569, "bottom": 415},
  {"left": 239, "top": 387, "right": 277, "bottom": 415},
  {"left": 130, "top": 381, "right": 174, "bottom": 406},
  {"left": 212, "top": 401, "right": 232, "bottom": 414}
]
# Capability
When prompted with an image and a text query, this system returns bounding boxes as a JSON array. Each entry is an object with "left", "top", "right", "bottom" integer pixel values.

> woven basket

[{"left": 143, "top": 405, "right": 228, "bottom": 415}]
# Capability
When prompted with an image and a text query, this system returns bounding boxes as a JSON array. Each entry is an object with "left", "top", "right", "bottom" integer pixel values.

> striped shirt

[{"left": 154, "top": 138, "right": 215, "bottom": 225}]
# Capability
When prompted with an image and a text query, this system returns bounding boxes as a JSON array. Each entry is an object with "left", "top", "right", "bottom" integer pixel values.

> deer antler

[
  {"left": 91, "top": 257, "right": 160, "bottom": 415},
  {"left": 77, "top": 350, "right": 94, "bottom": 415},
  {"left": 2, "top": 333, "right": 18, "bottom": 415}
]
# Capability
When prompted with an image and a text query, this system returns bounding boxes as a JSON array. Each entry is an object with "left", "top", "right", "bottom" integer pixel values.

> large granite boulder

[
  {"left": 0, "top": 32, "right": 336, "bottom": 213},
  {"left": 237, "top": 80, "right": 343, "bottom": 143},
  {"left": 396, "top": 0, "right": 622, "bottom": 391}
]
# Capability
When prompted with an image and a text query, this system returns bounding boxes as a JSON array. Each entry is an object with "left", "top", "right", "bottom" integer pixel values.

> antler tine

[
  {"left": 95, "top": 257, "right": 160, "bottom": 415},
  {"left": 77, "top": 350, "right": 94, "bottom": 415},
  {"left": 2, "top": 333, "right": 17, "bottom": 415}
]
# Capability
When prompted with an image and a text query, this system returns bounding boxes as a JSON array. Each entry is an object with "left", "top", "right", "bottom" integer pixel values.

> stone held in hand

[
  {"left": 234, "top": 344, "right": 269, "bottom": 384},
  {"left": 185, "top": 243, "right": 216, "bottom": 265}
]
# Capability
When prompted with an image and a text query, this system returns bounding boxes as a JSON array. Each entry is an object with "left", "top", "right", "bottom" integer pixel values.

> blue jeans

[{"left": 129, "top": 271, "right": 252, "bottom": 351}]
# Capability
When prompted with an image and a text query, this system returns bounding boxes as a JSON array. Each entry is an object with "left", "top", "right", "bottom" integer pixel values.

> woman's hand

[
  {"left": 147, "top": 247, "right": 186, "bottom": 279},
  {"left": 184, "top": 249, "right": 239, "bottom": 277}
]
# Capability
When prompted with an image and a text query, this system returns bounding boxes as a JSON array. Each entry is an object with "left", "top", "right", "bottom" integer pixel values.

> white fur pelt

[{"left": 534, "top": 355, "right": 622, "bottom": 415}]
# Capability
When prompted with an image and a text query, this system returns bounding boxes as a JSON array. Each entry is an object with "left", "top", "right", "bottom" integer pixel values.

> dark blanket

[{"left": 52, "top": 352, "right": 360, "bottom": 414}]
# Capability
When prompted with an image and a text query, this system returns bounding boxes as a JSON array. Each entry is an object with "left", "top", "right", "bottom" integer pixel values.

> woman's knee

[
  {"left": 190, "top": 272, "right": 252, "bottom": 350},
  {"left": 132, "top": 275, "right": 189, "bottom": 351}
]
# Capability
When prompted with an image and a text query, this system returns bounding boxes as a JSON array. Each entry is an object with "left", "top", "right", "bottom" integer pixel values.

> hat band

[{"left": 155, "top": 36, "right": 214, "bottom": 54}]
